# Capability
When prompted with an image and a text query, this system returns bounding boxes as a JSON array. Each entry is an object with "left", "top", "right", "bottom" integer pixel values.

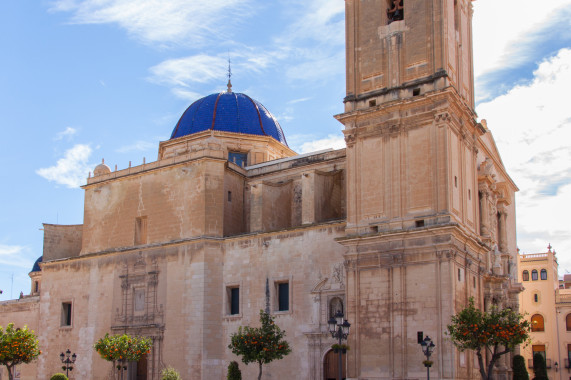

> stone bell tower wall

[{"left": 344, "top": 0, "right": 474, "bottom": 111}]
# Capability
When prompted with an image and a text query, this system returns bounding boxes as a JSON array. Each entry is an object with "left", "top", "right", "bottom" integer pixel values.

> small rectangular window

[
  {"left": 228, "top": 152, "right": 248, "bottom": 167},
  {"left": 228, "top": 191, "right": 232, "bottom": 202},
  {"left": 61, "top": 302, "right": 72, "bottom": 326},
  {"left": 458, "top": 268, "right": 462, "bottom": 281},
  {"left": 277, "top": 282, "right": 289, "bottom": 312},
  {"left": 229, "top": 287, "right": 240, "bottom": 315},
  {"left": 532, "top": 345, "right": 546, "bottom": 360},
  {"left": 369, "top": 99, "right": 376, "bottom": 107},
  {"left": 135, "top": 216, "right": 148, "bottom": 245},
  {"left": 415, "top": 220, "right": 425, "bottom": 228},
  {"left": 412, "top": 88, "right": 420, "bottom": 96},
  {"left": 533, "top": 294, "right": 538, "bottom": 303}
]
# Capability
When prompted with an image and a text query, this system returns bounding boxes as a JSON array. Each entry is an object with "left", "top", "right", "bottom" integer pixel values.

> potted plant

[
  {"left": 422, "top": 360, "right": 433, "bottom": 367},
  {"left": 331, "top": 344, "right": 350, "bottom": 354}
]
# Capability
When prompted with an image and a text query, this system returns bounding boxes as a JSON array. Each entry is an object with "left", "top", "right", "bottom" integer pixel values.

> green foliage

[
  {"left": 227, "top": 361, "right": 242, "bottom": 380},
  {"left": 228, "top": 310, "right": 291, "bottom": 380},
  {"left": 160, "top": 366, "right": 182, "bottom": 380},
  {"left": 93, "top": 333, "right": 152, "bottom": 363},
  {"left": 513, "top": 355, "right": 529, "bottom": 380},
  {"left": 50, "top": 373, "right": 69, "bottom": 380},
  {"left": 446, "top": 298, "right": 530, "bottom": 380},
  {"left": 532, "top": 353, "right": 548, "bottom": 380},
  {"left": 0, "top": 323, "right": 41, "bottom": 380},
  {"left": 513, "top": 354, "right": 529, "bottom": 380}
]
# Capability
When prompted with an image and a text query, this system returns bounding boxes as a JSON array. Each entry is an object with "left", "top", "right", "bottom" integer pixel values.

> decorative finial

[
  {"left": 548, "top": 243, "right": 552, "bottom": 252},
  {"left": 227, "top": 54, "right": 232, "bottom": 93}
]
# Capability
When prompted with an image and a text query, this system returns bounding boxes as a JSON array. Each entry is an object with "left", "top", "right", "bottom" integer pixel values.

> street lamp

[
  {"left": 59, "top": 349, "right": 76, "bottom": 378},
  {"left": 328, "top": 310, "right": 350, "bottom": 380},
  {"left": 420, "top": 336, "right": 435, "bottom": 380}
]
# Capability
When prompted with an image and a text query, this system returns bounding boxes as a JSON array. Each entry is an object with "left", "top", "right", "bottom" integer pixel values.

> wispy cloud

[
  {"left": 36, "top": 144, "right": 93, "bottom": 188},
  {"left": 287, "top": 97, "right": 312, "bottom": 105},
  {"left": 116, "top": 140, "right": 156, "bottom": 153},
  {"left": 148, "top": 48, "right": 289, "bottom": 98},
  {"left": 149, "top": 55, "right": 228, "bottom": 87},
  {"left": 54, "top": 127, "right": 77, "bottom": 141},
  {"left": 49, "top": 0, "right": 255, "bottom": 47},
  {"left": 0, "top": 244, "right": 32, "bottom": 269},
  {"left": 473, "top": 0, "right": 571, "bottom": 101},
  {"left": 477, "top": 48, "right": 571, "bottom": 271},
  {"left": 295, "top": 134, "right": 345, "bottom": 154}
]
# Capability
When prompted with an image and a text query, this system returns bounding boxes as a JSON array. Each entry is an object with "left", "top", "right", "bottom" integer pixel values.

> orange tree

[
  {"left": 228, "top": 310, "right": 291, "bottom": 380},
  {"left": 94, "top": 333, "right": 152, "bottom": 369},
  {"left": 0, "top": 323, "right": 41, "bottom": 380},
  {"left": 447, "top": 298, "right": 530, "bottom": 380}
]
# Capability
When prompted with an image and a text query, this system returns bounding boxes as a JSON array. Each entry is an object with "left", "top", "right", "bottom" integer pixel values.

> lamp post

[
  {"left": 420, "top": 336, "right": 435, "bottom": 380},
  {"left": 59, "top": 349, "right": 76, "bottom": 378},
  {"left": 328, "top": 310, "right": 350, "bottom": 380}
]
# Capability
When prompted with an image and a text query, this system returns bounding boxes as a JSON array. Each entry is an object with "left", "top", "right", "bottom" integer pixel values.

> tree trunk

[
  {"left": 477, "top": 350, "right": 488, "bottom": 380},
  {"left": 7, "top": 364, "right": 14, "bottom": 380},
  {"left": 258, "top": 361, "right": 263, "bottom": 380}
]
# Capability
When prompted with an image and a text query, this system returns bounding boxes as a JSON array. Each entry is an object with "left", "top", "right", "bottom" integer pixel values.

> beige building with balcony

[
  {"left": 518, "top": 246, "right": 571, "bottom": 379},
  {"left": 1, "top": 1, "right": 522, "bottom": 379}
]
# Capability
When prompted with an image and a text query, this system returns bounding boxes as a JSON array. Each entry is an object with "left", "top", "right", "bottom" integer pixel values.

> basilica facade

[{"left": 0, "top": 1, "right": 522, "bottom": 379}]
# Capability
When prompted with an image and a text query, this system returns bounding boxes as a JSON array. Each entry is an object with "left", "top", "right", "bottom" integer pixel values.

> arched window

[
  {"left": 532, "top": 269, "right": 538, "bottom": 281},
  {"left": 531, "top": 314, "right": 545, "bottom": 332},
  {"left": 522, "top": 270, "right": 529, "bottom": 281},
  {"left": 540, "top": 269, "right": 547, "bottom": 280},
  {"left": 566, "top": 314, "right": 571, "bottom": 331},
  {"left": 329, "top": 297, "right": 344, "bottom": 319},
  {"left": 387, "top": 0, "right": 404, "bottom": 23}
]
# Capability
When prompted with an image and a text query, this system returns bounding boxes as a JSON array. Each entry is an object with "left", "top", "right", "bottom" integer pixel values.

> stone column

[
  {"left": 302, "top": 171, "right": 316, "bottom": 225},
  {"left": 478, "top": 187, "right": 490, "bottom": 237},
  {"left": 249, "top": 183, "right": 263, "bottom": 232},
  {"left": 497, "top": 206, "right": 508, "bottom": 253}
]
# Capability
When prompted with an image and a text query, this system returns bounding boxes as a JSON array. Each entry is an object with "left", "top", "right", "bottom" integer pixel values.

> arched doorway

[
  {"left": 136, "top": 354, "right": 147, "bottom": 380},
  {"left": 323, "top": 349, "right": 346, "bottom": 380}
]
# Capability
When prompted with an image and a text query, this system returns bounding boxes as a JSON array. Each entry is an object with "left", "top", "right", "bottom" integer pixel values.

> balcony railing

[{"left": 528, "top": 358, "right": 552, "bottom": 369}]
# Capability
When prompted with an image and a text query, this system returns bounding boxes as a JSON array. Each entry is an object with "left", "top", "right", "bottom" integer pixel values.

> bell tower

[
  {"left": 335, "top": 1, "right": 517, "bottom": 379},
  {"left": 337, "top": 0, "right": 481, "bottom": 236},
  {"left": 344, "top": 0, "right": 475, "bottom": 113}
]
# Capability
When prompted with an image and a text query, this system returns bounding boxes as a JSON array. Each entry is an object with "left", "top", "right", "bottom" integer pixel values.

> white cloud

[
  {"left": 0, "top": 244, "right": 32, "bottom": 269},
  {"left": 149, "top": 55, "right": 228, "bottom": 89},
  {"left": 472, "top": 0, "right": 571, "bottom": 79},
  {"left": 476, "top": 48, "right": 571, "bottom": 272},
  {"left": 49, "top": 0, "right": 254, "bottom": 47},
  {"left": 36, "top": 144, "right": 93, "bottom": 188},
  {"left": 297, "top": 134, "right": 345, "bottom": 154},
  {"left": 288, "top": 97, "right": 312, "bottom": 105},
  {"left": 116, "top": 140, "right": 156, "bottom": 153},
  {"left": 278, "top": 0, "right": 345, "bottom": 47},
  {"left": 54, "top": 127, "right": 77, "bottom": 141}
]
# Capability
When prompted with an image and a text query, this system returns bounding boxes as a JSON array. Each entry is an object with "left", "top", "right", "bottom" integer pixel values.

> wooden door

[{"left": 324, "top": 350, "right": 346, "bottom": 380}]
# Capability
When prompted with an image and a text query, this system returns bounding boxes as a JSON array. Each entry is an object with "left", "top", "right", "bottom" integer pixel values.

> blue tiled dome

[
  {"left": 31, "top": 256, "right": 42, "bottom": 272},
  {"left": 170, "top": 91, "right": 288, "bottom": 146}
]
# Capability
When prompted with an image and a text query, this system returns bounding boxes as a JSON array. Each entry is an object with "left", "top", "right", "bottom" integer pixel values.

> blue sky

[{"left": 0, "top": 0, "right": 570, "bottom": 300}]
